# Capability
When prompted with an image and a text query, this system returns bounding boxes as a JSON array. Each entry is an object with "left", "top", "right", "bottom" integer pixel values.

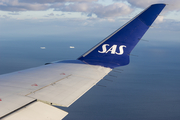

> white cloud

[
  {"left": 0, "top": 0, "right": 179, "bottom": 21},
  {"left": 155, "top": 15, "right": 164, "bottom": 24},
  {"left": 19, "top": 0, "right": 98, "bottom": 4},
  {"left": 0, "top": 0, "right": 49, "bottom": 11},
  {"left": 116, "top": 0, "right": 180, "bottom": 11},
  {"left": 0, "top": 0, "right": 133, "bottom": 19},
  {"left": 107, "top": 18, "right": 115, "bottom": 22},
  {"left": 54, "top": 2, "right": 92, "bottom": 12},
  {"left": 49, "top": 13, "right": 54, "bottom": 16},
  {"left": 123, "top": 0, "right": 160, "bottom": 8},
  {"left": 0, "top": 1, "right": 179, "bottom": 43},
  {"left": 44, "top": 13, "right": 55, "bottom": 17},
  {"left": 92, "top": 3, "right": 133, "bottom": 18},
  {"left": 53, "top": 2, "right": 133, "bottom": 18},
  {"left": 8, "top": 12, "right": 20, "bottom": 15}
]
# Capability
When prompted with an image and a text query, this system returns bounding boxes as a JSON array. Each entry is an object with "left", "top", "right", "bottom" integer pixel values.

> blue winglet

[{"left": 78, "top": 4, "right": 166, "bottom": 68}]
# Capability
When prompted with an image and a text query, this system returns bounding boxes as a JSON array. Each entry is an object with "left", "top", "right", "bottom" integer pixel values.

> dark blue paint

[
  {"left": 138, "top": 4, "right": 166, "bottom": 26},
  {"left": 78, "top": 4, "right": 166, "bottom": 68}
]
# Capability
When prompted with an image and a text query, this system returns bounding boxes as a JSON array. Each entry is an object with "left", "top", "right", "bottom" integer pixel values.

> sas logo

[{"left": 98, "top": 44, "right": 126, "bottom": 55}]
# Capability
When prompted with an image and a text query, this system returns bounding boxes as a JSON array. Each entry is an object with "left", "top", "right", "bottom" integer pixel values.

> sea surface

[{"left": 0, "top": 37, "right": 180, "bottom": 120}]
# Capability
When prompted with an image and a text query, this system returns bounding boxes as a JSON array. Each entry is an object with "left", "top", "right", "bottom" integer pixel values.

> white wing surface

[
  {"left": 0, "top": 60, "right": 111, "bottom": 119},
  {"left": 0, "top": 4, "right": 166, "bottom": 119}
]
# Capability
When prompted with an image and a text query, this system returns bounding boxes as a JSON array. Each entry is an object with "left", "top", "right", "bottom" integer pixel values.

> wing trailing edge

[{"left": 2, "top": 101, "right": 68, "bottom": 120}]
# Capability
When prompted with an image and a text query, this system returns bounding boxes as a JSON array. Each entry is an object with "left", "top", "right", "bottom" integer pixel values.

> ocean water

[{"left": 0, "top": 37, "right": 180, "bottom": 120}]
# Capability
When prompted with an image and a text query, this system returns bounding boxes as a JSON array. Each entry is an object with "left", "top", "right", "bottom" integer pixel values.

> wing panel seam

[{"left": 25, "top": 74, "right": 72, "bottom": 96}]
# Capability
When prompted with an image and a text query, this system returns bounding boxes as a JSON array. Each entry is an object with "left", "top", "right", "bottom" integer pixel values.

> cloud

[
  {"left": 19, "top": 0, "right": 97, "bottom": 4},
  {"left": 0, "top": 0, "right": 49, "bottom": 11},
  {"left": 44, "top": 13, "right": 55, "bottom": 17},
  {"left": 0, "top": 0, "right": 133, "bottom": 19},
  {"left": 92, "top": 3, "right": 133, "bottom": 18},
  {"left": 0, "top": 0, "right": 179, "bottom": 21},
  {"left": 114, "top": 0, "right": 180, "bottom": 11},
  {"left": 160, "top": 19, "right": 180, "bottom": 31},
  {"left": 2, "top": 15, "right": 11, "bottom": 19},
  {"left": 155, "top": 15, "right": 164, "bottom": 24},
  {"left": 49, "top": 13, "right": 55, "bottom": 16},
  {"left": 53, "top": 2, "right": 133, "bottom": 18},
  {"left": 8, "top": 12, "right": 20, "bottom": 15},
  {"left": 53, "top": 2, "right": 92, "bottom": 12}
]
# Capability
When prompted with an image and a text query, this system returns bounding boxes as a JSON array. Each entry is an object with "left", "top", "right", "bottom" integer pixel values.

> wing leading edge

[{"left": 0, "top": 4, "right": 166, "bottom": 120}]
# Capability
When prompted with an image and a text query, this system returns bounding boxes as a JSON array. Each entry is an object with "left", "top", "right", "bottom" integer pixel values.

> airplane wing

[{"left": 0, "top": 4, "right": 166, "bottom": 120}]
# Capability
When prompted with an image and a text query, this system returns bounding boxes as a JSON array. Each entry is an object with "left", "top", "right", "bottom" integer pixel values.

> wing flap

[
  {"left": 25, "top": 60, "right": 111, "bottom": 107},
  {"left": 2, "top": 101, "right": 68, "bottom": 120},
  {"left": 27, "top": 75, "right": 103, "bottom": 107},
  {"left": 0, "top": 88, "right": 35, "bottom": 118},
  {"left": 0, "top": 60, "right": 111, "bottom": 116}
]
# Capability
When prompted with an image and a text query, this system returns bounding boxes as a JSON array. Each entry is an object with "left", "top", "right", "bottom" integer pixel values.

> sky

[{"left": 0, "top": 0, "right": 180, "bottom": 41}]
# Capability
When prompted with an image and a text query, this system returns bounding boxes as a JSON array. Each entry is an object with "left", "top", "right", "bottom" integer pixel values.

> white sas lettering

[
  {"left": 116, "top": 45, "right": 126, "bottom": 55},
  {"left": 98, "top": 44, "right": 109, "bottom": 53},
  {"left": 98, "top": 44, "right": 126, "bottom": 55},
  {"left": 106, "top": 45, "right": 117, "bottom": 54}
]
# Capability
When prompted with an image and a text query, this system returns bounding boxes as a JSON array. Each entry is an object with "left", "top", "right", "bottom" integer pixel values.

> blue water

[{"left": 0, "top": 37, "right": 180, "bottom": 120}]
